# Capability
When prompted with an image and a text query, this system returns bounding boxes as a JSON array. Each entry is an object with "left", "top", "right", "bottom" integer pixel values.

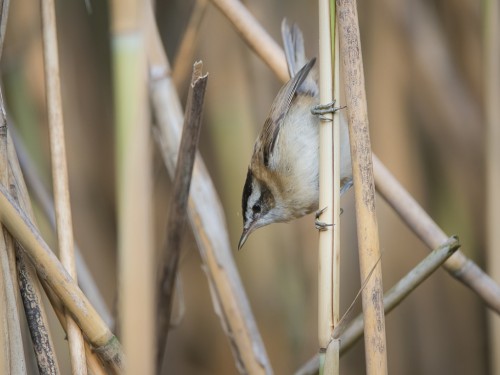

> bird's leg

[
  {"left": 311, "top": 100, "right": 346, "bottom": 121},
  {"left": 315, "top": 207, "right": 333, "bottom": 231}
]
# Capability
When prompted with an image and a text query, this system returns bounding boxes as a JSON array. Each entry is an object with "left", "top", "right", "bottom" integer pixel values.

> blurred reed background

[{"left": 0, "top": 0, "right": 493, "bottom": 373}]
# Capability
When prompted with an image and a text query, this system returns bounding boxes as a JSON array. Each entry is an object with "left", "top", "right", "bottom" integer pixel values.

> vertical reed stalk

[
  {"left": 110, "top": 0, "right": 154, "bottom": 373},
  {"left": 317, "top": 0, "right": 341, "bottom": 373},
  {"left": 484, "top": 0, "right": 500, "bottom": 371},
  {"left": 39, "top": 0, "right": 86, "bottom": 372},
  {"left": 336, "top": 0, "right": 388, "bottom": 373}
]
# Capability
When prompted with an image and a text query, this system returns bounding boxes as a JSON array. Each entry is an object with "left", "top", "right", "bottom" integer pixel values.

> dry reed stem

[
  {"left": 40, "top": 0, "right": 87, "bottom": 371},
  {"left": 485, "top": 0, "right": 500, "bottom": 369},
  {"left": 336, "top": 0, "right": 388, "bottom": 373},
  {"left": 172, "top": 0, "right": 208, "bottom": 89},
  {"left": 11, "top": 127, "right": 115, "bottom": 329},
  {"left": 207, "top": 0, "right": 500, "bottom": 313},
  {"left": 0, "top": 183, "right": 123, "bottom": 369},
  {"left": 295, "top": 236, "right": 461, "bottom": 375},
  {"left": 157, "top": 61, "right": 208, "bottom": 368},
  {"left": 147, "top": 4, "right": 272, "bottom": 374},
  {"left": 110, "top": 0, "right": 154, "bottom": 373},
  {"left": 317, "top": 0, "right": 341, "bottom": 373}
]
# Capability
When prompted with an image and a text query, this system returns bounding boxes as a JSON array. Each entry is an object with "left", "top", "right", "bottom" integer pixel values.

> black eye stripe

[
  {"left": 242, "top": 169, "right": 253, "bottom": 221},
  {"left": 252, "top": 204, "right": 261, "bottom": 213}
]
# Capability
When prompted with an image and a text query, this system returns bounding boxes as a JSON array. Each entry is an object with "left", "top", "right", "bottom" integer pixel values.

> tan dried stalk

[
  {"left": 110, "top": 0, "right": 154, "bottom": 373},
  {"left": 317, "top": 0, "right": 341, "bottom": 373},
  {"left": 336, "top": 0, "right": 388, "bottom": 373},
  {"left": 40, "top": 0, "right": 86, "bottom": 371}
]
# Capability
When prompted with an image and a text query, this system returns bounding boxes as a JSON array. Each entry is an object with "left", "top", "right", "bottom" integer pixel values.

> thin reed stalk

[
  {"left": 147, "top": 4, "right": 272, "bottom": 373},
  {"left": 40, "top": 0, "right": 86, "bottom": 371},
  {"left": 110, "top": 0, "right": 154, "bottom": 373},
  {"left": 157, "top": 61, "right": 208, "bottom": 369},
  {"left": 336, "top": 0, "right": 388, "bottom": 373},
  {"left": 317, "top": 0, "right": 341, "bottom": 373},
  {"left": 206, "top": 0, "right": 500, "bottom": 313}
]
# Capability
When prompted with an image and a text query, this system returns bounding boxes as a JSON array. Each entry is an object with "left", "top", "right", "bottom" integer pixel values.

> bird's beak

[{"left": 238, "top": 222, "right": 256, "bottom": 250}]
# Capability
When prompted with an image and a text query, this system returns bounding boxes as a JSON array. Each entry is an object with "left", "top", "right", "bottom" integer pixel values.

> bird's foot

[
  {"left": 315, "top": 207, "right": 333, "bottom": 231},
  {"left": 311, "top": 100, "right": 346, "bottom": 121}
]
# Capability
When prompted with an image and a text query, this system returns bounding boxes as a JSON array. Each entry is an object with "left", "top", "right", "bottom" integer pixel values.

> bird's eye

[{"left": 252, "top": 204, "right": 261, "bottom": 214}]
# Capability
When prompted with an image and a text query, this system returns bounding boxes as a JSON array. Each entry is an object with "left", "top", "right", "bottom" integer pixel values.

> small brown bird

[{"left": 238, "top": 20, "right": 352, "bottom": 249}]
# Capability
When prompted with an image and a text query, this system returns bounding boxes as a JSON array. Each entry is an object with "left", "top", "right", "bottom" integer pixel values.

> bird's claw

[
  {"left": 311, "top": 100, "right": 346, "bottom": 121},
  {"left": 315, "top": 207, "right": 333, "bottom": 231}
]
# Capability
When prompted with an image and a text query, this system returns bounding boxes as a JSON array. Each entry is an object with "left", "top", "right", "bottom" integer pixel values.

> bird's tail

[{"left": 281, "top": 19, "right": 318, "bottom": 95}]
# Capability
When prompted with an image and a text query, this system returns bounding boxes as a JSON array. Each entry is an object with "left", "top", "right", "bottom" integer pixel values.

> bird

[{"left": 238, "top": 20, "right": 352, "bottom": 250}]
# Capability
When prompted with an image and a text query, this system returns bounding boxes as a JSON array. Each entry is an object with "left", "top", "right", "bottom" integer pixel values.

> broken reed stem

[
  {"left": 110, "top": 0, "right": 154, "bottom": 373},
  {"left": 147, "top": 4, "right": 272, "bottom": 373},
  {"left": 317, "top": 0, "right": 340, "bottom": 373},
  {"left": 157, "top": 61, "right": 208, "bottom": 368},
  {"left": 372, "top": 155, "right": 500, "bottom": 313},
  {"left": 172, "top": 0, "right": 208, "bottom": 89},
  {"left": 295, "top": 236, "right": 461, "bottom": 375},
  {"left": 336, "top": 0, "right": 388, "bottom": 373},
  {"left": 207, "top": 0, "right": 500, "bottom": 314},
  {"left": 0, "top": 184, "right": 124, "bottom": 370},
  {"left": 40, "top": 0, "right": 86, "bottom": 371},
  {"left": 11, "top": 127, "right": 115, "bottom": 329}
]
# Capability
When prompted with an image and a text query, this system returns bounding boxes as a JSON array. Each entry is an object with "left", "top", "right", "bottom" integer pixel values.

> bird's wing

[{"left": 256, "top": 58, "right": 316, "bottom": 168}]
